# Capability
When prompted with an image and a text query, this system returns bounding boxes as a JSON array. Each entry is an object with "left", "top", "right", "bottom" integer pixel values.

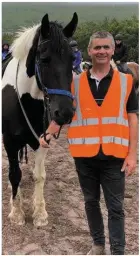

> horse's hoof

[
  {"left": 33, "top": 212, "right": 48, "bottom": 227},
  {"left": 8, "top": 210, "right": 25, "bottom": 225}
]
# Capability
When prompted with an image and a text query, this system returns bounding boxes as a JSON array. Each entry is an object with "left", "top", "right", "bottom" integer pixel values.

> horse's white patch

[
  {"left": 2, "top": 57, "right": 43, "bottom": 100},
  {"left": 8, "top": 187, "right": 25, "bottom": 225},
  {"left": 10, "top": 24, "right": 40, "bottom": 60},
  {"left": 2, "top": 23, "right": 45, "bottom": 100},
  {"left": 32, "top": 146, "right": 49, "bottom": 226}
]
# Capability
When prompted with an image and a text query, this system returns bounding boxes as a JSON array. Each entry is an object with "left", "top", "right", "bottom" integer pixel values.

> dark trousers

[{"left": 74, "top": 157, "right": 125, "bottom": 255}]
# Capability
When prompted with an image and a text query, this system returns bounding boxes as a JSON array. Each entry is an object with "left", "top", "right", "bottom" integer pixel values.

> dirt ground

[{"left": 2, "top": 128, "right": 139, "bottom": 255}]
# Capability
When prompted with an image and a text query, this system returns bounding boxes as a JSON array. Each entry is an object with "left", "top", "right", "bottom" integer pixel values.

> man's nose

[{"left": 99, "top": 47, "right": 106, "bottom": 53}]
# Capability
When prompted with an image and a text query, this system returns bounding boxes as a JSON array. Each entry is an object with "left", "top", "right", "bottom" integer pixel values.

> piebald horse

[{"left": 2, "top": 13, "right": 78, "bottom": 226}]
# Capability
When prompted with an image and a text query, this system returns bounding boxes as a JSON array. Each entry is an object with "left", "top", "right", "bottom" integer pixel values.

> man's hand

[
  {"left": 39, "top": 133, "right": 52, "bottom": 148},
  {"left": 39, "top": 121, "right": 60, "bottom": 148},
  {"left": 121, "top": 153, "right": 137, "bottom": 177}
]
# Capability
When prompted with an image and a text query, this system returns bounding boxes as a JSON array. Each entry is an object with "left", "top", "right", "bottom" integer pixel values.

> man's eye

[
  {"left": 94, "top": 46, "right": 101, "bottom": 50},
  {"left": 104, "top": 45, "right": 110, "bottom": 49}
]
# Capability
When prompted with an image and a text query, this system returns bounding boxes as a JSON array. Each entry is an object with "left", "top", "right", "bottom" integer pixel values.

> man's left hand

[{"left": 121, "top": 153, "right": 137, "bottom": 177}]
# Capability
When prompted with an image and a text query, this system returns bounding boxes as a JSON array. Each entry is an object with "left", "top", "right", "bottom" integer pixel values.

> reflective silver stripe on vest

[
  {"left": 119, "top": 72, "right": 127, "bottom": 117},
  {"left": 68, "top": 137, "right": 100, "bottom": 145},
  {"left": 102, "top": 117, "right": 128, "bottom": 126},
  {"left": 102, "top": 136, "right": 129, "bottom": 146},
  {"left": 70, "top": 72, "right": 129, "bottom": 147},
  {"left": 70, "top": 118, "right": 99, "bottom": 127}
]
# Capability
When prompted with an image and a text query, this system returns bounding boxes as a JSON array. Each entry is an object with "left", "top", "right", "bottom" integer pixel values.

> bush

[{"left": 74, "top": 15, "right": 139, "bottom": 63}]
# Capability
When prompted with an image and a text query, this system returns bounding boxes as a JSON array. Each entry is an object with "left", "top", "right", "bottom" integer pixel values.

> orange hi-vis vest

[{"left": 67, "top": 70, "right": 133, "bottom": 158}]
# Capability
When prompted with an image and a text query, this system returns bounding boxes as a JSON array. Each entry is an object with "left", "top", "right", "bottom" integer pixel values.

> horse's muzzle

[{"left": 53, "top": 107, "right": 75, "bottom": 125}]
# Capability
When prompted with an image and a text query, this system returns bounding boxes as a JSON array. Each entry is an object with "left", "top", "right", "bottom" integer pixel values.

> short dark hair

[{"left": 88, "top": 31, "right": 115, "bottom": 48}]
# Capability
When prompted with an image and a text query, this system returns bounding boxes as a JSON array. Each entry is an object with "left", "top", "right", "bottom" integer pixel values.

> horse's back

[
  {"left": 2, "top": 57, "right": 25, "bottom": 135},
  {"left": 127, "top": 62, "right": 139, "bottom": 80},
  {"left": 2, "top": 57, "right": 18, "bottom": 89}
]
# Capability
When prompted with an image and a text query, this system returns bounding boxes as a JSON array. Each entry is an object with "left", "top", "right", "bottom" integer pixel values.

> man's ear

[{"left": 87, "top": 47, "right": 92, "bottom": 57}]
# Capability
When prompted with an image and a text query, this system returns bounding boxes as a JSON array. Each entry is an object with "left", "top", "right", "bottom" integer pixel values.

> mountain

[{"left": 2, "top": 2, "right": 138, "bottom": 32}]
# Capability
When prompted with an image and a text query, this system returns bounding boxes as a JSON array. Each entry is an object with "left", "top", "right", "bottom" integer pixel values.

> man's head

[
  {"left": 114, "top": 34, "right": 123, "bottom": 45},
  {"left": 87, "top": 31, "right": 115, "bottom": 65}
]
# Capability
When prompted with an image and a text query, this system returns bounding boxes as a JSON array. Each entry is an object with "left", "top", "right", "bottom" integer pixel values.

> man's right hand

[{"left": 39, "top": 120, "right": 60, "bottom": 148}]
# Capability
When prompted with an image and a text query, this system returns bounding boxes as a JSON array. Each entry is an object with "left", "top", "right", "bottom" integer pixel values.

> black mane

[{"left": 48, "top": 21, "right": 68, "bottom": 53}]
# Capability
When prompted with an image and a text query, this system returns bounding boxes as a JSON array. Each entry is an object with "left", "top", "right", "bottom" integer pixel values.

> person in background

[
  {"left": 112, "top": 34, "right": 132, "bottom": 74},
  {"left": 2, "top": 43, "right": 10, "bottom": 61},
  {"left": 69, "top": 40, "right": 82, "bottom": 74}
]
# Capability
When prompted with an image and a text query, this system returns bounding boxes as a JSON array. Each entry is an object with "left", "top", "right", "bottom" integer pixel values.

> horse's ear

[
  {"left": 26, "top": 29, "right": 39, "bottom": 77},
  {"left": 63, "top": 12, "right": 78, "bottom": 38},
  {"left": 41, "top": 13, "right": 50, "bottom": 38}
]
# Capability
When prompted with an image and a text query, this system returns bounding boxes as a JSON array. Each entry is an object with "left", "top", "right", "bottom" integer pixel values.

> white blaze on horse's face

[{"left": 88, "top": 38, "right": 115, "bottom": 65}]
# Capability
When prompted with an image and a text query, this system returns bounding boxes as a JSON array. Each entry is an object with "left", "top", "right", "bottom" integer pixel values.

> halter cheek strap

[{"left": 35, "top": 62, "right": 75, "bottom": 100}]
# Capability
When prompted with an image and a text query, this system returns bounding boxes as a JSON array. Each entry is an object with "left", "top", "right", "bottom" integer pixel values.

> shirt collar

[{"left": 87, "top": 66, "right": 114, "bottom": 80}]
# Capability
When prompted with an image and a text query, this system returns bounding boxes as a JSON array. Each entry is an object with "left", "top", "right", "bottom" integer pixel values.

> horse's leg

[
  {"left": 32, "top": 146, "right": 48, "bottom": 227},
  {"left": 3, "top": 134, "right": 25, "bottom": 225}
]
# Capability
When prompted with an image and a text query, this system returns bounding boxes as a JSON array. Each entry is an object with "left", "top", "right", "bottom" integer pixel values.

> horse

[
  {"left": 110, "top": 59, "right": 139, "bottom": 95},
  {"left": 2, "top": 12, "right": 78, "bottom": 227}
]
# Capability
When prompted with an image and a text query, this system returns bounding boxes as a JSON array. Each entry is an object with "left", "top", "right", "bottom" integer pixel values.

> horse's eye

[{"left": 41, "top": 56, "right": 51, "bottom": 63}]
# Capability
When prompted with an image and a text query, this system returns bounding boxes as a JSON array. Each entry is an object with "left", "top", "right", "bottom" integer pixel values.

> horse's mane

[
  {"left": 10, "top": 21, "right": 65, "bottom": 60},
  {"left": 10, "top": 24, "right": 40, "bottom": 60}
]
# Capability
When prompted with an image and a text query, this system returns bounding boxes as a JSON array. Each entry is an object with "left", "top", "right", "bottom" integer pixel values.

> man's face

[{"left": 88, "top": 38, "right": 114, "bottom": 65}]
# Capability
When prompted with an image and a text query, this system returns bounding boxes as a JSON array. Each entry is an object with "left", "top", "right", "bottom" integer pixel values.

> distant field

[{"left": 2, "top": 2, "right": 139, "bottom": 32}]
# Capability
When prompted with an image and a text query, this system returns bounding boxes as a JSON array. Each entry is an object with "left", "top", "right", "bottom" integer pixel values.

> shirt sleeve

[{"left": 126, "top": 82, "right": 138, "bottom": 113}]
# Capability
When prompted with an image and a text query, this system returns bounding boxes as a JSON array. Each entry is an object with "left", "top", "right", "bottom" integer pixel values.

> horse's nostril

[{"left": 54, "top": 109, "right": 60, "bottom": 117}]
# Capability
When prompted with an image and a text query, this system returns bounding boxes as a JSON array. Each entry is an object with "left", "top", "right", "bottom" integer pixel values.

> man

[
  {"left": 112, "top": 34, "right": 132, "bottom": 75},
  {"left": 69, "top": 40, "right": 82, "bottom": 74},
  {"left": 39, "top": 32, "right": 138, "bottom": 255},
  {"left": 68, "top": 31, "right": 138, "bottom": 255}
]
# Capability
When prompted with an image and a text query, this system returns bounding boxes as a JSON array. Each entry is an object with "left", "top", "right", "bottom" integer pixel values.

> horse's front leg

[
  {"left": 3, "top": 134, "right": 25, "bottom": 225},
  {"left": 32, "top": 146, "right": 48, "bottom": 227}
]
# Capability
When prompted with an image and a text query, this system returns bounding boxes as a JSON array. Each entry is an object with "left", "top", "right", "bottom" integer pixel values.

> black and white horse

[{"left": 2, "top": 13, "right": 78, "bottom": 226}]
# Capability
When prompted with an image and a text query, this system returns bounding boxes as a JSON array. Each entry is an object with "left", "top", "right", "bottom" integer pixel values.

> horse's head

[{"left": 26, "top": 13, "right": 78, "bottom": 125}]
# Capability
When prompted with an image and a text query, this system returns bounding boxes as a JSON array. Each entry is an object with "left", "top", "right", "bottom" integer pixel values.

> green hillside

[{"left": 2, "top": 2, "right": 139, "bottom": 32}]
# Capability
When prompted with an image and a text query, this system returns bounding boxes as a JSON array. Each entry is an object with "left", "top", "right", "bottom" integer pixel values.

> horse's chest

[{"left": 2, "top": 85, "right": 44, "bottom": 135}]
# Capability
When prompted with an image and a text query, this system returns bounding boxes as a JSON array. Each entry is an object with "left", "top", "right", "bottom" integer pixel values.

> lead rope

[
  {"left": 16, "top": 61, "right": 39, "bottom": 142},
  {"left": 16, "top": 61, "right": 62, "bottom": 147}
]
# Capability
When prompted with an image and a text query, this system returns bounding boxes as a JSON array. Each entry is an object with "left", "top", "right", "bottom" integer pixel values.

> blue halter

[{"left": 35, "top": 62, "right": 75, "bottom": 100}]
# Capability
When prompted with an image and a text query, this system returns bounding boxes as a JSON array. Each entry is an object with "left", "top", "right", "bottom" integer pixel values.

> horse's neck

[{"left": 16, "top": 58, "right": 44, "bottom": 100}]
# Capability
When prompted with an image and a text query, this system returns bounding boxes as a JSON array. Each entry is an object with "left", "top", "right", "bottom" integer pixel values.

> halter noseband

[{"left": 35, "top": 63, "right": 75, "bottom": 100}]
